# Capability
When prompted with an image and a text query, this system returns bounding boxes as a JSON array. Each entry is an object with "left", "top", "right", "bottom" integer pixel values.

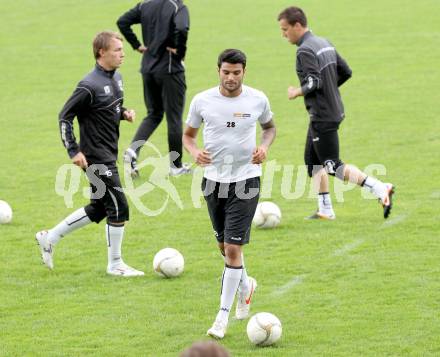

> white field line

[
  {"left": 381, "top": 214, "right": 407, "bottom": 228},
  {"left": 332, "top": 239, "right": 365, "bottom": 257},
  {"left": 430, "top": 191, "right": 440, "bottom": 199},
  {"left": 272, "top": 275, "right": 305, "bottom": 297}
]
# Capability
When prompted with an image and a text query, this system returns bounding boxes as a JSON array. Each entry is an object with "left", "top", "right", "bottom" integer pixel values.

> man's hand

[
  {"left": 166, "top": 47, "right": 177, "bottom": 55},
  {"left": 288, "top": 86, "right": 302, "bottom": 100},
  {"left": 123, "top": 109, "right": 136, "bottom": 123},
  {"left": 193, "top": 149, "right": 212, "bottom": 167},
  {"left": 72, "top": 152, "right": 88, "bottom": 169},
  {"left": 137, "top": 45, "right": 147, "bottom": 53},
  {"left": 252, "top": 146, "right": 268, "bottom": 164}
]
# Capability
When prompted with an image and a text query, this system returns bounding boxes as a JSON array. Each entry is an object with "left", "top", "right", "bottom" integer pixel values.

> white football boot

[
  {"left": 235, "top": 276, "right": 257, "bottom": 320},
  {"left": 207, "top": 319, "right": 227, "bottom": 339},
  {"left": 106, "top": 262, "right": 144, "bottom": 277},
  {"left": 35, "top": 230, "right": 54, "bottom": 269},
  {"left": 169, "top": 163, "right": 192, "bottom": 176}
]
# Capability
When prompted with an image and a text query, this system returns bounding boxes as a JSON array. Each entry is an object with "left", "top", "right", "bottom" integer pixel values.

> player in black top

[
  {"left": 35, "top": 31, "right": 144, "bottom": 277},
  {"left": 278, "top": 6, "right": 394, "bottom": 220},
  {"left": 117, "top": 0, "right": 191, "bottom": 177}
]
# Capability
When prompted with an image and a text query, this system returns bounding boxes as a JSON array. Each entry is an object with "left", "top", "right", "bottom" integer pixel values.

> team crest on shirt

[
  {"left": 118, "top": 80, "right": 123, "bottom": 91},
  {"left": 104, "top": 85, "right": 111, "bottom": 95},
  {"left": 233, "top": 113, "right": 251, "bottom": 118}
]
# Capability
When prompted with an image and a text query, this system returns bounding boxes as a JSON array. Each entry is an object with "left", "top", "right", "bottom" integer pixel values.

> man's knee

[
  {"left": 324, "top": 159, "right": 344, "bottom": 178},
  {"left": 106, "top": 196, "right": 129, "bottom": 223},
  {"left": 224, "top": 244, "right": 241, "bottom": 261}
]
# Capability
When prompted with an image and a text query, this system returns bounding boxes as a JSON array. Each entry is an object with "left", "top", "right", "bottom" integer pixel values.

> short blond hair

[{"left": 93, "top": 31, "right": 123, "bottom": 59}]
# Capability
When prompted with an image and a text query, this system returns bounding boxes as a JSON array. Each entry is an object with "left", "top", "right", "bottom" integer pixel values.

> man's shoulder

[
  {"left": 192, "top": 86, "right": 219, "bottom": 101},
  {"left": 242, "top": 85, "right": 269, "bottom": 102},
  {"left": 299, "top": 32, "right": 332, "bottom": 53},
  {"left": 79, "top": 67, "right": 101, "bottom": 87},
  {"left": 141, "top": 0, "right": 185, "bottom": 12}
]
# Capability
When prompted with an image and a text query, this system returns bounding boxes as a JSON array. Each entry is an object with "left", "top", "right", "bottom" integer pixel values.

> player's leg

[
  {"left": 161, "top": 72, "right": 190, "bottom": 175},
  {"left": 207, "top": 178, "right": 259, "bottom": 339},
  {"left": 341, "top": 164, "right": 395, "bottom": 218},
  {"left": 203, "top": 179, "right": 229, "bottom": 339},
  {"left": 230, "top": 178, "right": 259, "bottom": 320},
  {"left": 100, "top": 164, "right": 144, "bottom": 277},
  {"left": 35, "top": 168, "right": 106, "bottom": 269},
  {"left": 318, "top": 122, "right": 395, "bottom": 219},
  {"left": 35, "top": 208, "right": 93, "bottom": 270},
  {"left": 124, "top": 73, "right": 165, "bottom": 177},
  {"left": 305, "top": 123, "right": 336, "bottom": 220}
]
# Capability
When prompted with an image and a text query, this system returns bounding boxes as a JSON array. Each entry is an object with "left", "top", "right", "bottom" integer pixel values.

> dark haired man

[
  {"left": 183, "top": 49, "right": 276, "bottom": 339},
  {"left": 117, "top": 0, "right": 191, "bottom": 177},
  {"left": 35, "top": 31, "right": 144, "bottom": 277},
  {"left": 278, "top": 6, "right": 395, "bottom": 220}
]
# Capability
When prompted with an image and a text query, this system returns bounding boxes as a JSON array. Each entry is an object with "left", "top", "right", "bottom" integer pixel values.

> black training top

[
  {"left": 117, "top": 0, "right": 190, "bottom": 74},
  {"left": 59, "top": 64, "right": 126, "bottom": 164},
  {"left": 296, "top": 31, "right": 352, "bottom": 122}
]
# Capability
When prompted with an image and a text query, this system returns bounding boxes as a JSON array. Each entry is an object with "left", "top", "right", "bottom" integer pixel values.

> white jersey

[{"left": 186, "top": 85, "right": 273, "bottom": 183}]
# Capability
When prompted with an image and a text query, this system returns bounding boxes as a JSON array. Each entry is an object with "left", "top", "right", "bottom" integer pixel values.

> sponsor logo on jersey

[
  {"left": 233, "top": 113, "right": 251, "bottom": 118},
  {"left": 104, "top": 85, "right": 111, "bottom": 95}
]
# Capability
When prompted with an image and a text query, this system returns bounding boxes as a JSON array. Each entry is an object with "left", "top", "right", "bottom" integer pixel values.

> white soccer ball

[
  {"left": 0, "top": 200, "right": 12, "bottom": 224},
  {"left": 153, "top": 248, "right": 184, "bottom": 278},
  {"left": 253, "top": 202, "right": 281, "bottom": 228},
  {"left": 247, "top": 312, "right": 282, "bottom": 346}
]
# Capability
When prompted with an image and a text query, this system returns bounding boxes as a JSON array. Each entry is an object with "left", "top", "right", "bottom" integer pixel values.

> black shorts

[
  {"left": 304, "top": 121, "right": 341, "bottom": 177},
  {"left": 84, "top": 162, "right": 129, "bottom": 224},
  {"left": 202, "top": 177, "right": 260, "bottom": 245}
]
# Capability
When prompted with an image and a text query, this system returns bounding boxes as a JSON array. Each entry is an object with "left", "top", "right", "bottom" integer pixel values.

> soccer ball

[
  {"left": 253, "top": 202, "right": 281, "bottom": 228},
  {"left": 247, "top": 312, "right": 282, "bottom": 346},
  {"left": 0, "top": 200, "right": 12, "bottom": 224},
  {"left": 153, "top": 248, "right": 184, "bottom": 278}
]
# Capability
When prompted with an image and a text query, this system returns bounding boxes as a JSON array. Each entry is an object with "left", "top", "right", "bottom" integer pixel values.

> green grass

[{"left": 1, "top": 0, "right": 440, "bottom": 356}]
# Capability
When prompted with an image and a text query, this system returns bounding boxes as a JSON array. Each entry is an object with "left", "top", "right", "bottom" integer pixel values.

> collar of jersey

[
  {"left": 95, "top": 63, "right": 116, "bottom": 78},
  {"left": 297, "top": 30, "right": 312, "bottom": 47}
]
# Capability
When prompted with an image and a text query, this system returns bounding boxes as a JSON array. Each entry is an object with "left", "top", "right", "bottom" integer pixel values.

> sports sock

[
  {"left": 318, "top": 192, "right": 334, "bottom": 216},
  {"left": 238, "top": 253, "right": 250, "bottom": 294},
  {"left": 362, "top": 176, "right": 387, "bottom": 200},
  {"left": 47, "top": 207, "right": 91, "bottom": 245},
  {"left": 216, "top": 265, "right": 243, "bottom": 322},
  {"left": 125, "top": 147, "right": 137, "bottom": 159},
  {"left": 106, "top": 224, "right": 124, "bottom": 268}
]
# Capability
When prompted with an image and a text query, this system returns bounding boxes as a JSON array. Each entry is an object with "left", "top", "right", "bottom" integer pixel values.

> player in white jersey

[{"left": 183, "top": 49, "right": 276, "bottom": 339}]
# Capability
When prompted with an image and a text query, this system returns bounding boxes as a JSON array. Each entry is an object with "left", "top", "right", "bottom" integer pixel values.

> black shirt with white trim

[
  {"left": 296, "top": 31, "right": 352, "bottom": 122},
  {"left": 59, "top": 64, "right": 126, "bottom": 164}
]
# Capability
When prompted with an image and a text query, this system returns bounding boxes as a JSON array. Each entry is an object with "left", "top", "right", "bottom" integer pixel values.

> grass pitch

[{"left": 1, "top": 0, "right": 440, "bottom": 356}]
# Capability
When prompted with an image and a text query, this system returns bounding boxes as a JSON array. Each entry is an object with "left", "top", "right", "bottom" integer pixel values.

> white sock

[
  {"left": 47, "top": 208, "right": 91, "bottom": 245},
  {"left": 363, "top": 176, "right": 387, "bottom": 200},
  {"left": 238, "top": 253, "right": 250, "bottom": 294},
  {"left": 126, "top": 147, "right": 137, "bottom": 159},
  {"left": 220, "top": 252, "right": 249, "bottom": 294},
  {"left": 318, "top": 192, "right": 334, "bottom": 216},
  {"left": 216, "top": 266, "right": 243, "bottom": 322},
  {"left": 106, "top": 224, "right": 124, "bottom": 268}
]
